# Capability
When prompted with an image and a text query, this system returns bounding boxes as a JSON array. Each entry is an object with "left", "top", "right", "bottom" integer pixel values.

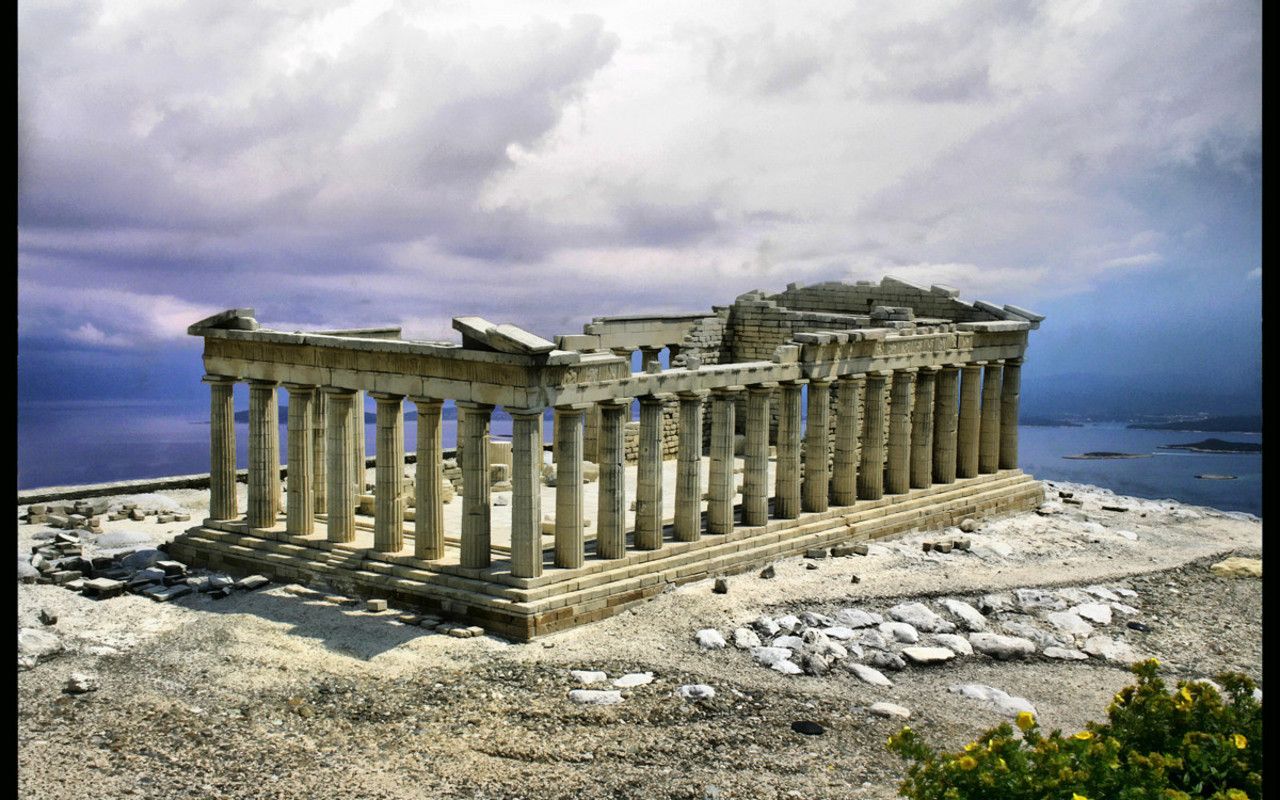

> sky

[{"left": 18, "top": 0, "right": 1262, "bottom": 417}]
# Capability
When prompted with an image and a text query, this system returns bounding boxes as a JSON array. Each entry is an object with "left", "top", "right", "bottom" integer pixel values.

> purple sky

[{"left": 18, "top": 1, "right": 1261, "bottom": 416}]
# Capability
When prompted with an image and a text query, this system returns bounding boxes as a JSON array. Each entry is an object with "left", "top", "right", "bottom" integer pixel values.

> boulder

[
  {"left": 968, "top": 633, "right": 1036, "bottom": 660},
  {"left": 939, "top": 598, "right": 987, "bottom": 631},
  {"left": 888, "top": 602, "right": 955, "bottom": 633},
  {"left": 846, "top": 662, "right": 893, "bottom": 687}
]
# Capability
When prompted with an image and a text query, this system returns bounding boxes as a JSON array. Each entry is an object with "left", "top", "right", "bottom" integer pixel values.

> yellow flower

[
  {"left": 1233, "top": 733, "right": 1248, "bottom": 749},
  {"left": 964, "top": 742, "right": 979, "bottom": 752},
  {"left": 1073, "top": 731, "right": 1093, "bottom": 741},
  {"left": 1226, "top": 790, "right": 1249, "bottom": 800},
  {"left": 1180, "top": 686, "right": 1193, "bottom": 702},
  {"left": 1073, "top": 794, "right": 1089, "bottom": 800},
  {"left": 958, "top": 756, "right": 977, "bottom": 771},
  {"left": 1016, "top": 711, "right": 1036, "bottom": 731}
]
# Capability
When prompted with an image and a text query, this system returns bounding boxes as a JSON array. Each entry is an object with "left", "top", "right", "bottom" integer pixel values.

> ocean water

[{"left": 17, "top": 402, "right": 1262, "bottom": 517}]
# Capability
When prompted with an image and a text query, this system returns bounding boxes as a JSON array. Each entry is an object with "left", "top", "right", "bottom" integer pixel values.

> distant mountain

[
  {"left": 1131, "top": 416, "right": 1262, "bottom": 434},
  {"left": 1159, "top": 438, "right": 1261, "bottom": 453}
]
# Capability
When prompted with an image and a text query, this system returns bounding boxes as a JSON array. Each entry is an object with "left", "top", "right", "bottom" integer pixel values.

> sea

[{"left": 17, "top": 401, "right": 1262, "bottom": 517}]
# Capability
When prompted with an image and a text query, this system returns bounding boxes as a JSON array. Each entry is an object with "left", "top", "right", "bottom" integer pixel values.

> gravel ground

[{"left": 16, "top": 480, "right": 1262, "bottom": 799}]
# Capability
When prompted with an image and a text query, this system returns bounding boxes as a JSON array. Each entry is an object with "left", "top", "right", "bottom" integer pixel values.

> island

[
  {"left": 1159, "top": 438, "right": 1262, "bottom": 454},
  {"left": 1062, "top": 451, "right": 1151, "bottom": 460},
  {"left": 1128, "top": 415, "right": 1261, "bottom": 433}
]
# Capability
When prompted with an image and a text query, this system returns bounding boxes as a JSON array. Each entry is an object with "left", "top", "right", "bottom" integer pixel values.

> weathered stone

[
  {"left": 64, "top": 672, "right": 99, "bottom": 694},
  {"left": 712, "top": 577, "right": 729, "bottom": 594},
  {"left": 675, "top": 684, "right": 716, "bottom": 700},
  {"left": 750, "top": 646, "right": 793, "bottom": 667},
  {"left": 887, "top": 603, "right": 955, "bottom": 633},
  {"left": 958, "top": 518, "right": 979, "bottom": 533},
  {"left": 612, "top": 672, "right": 654, "bottom": 688},
  {"left": 939, "top": 598, "right": 987, "bottom": 631},
  {"left": 1082, "top": 636, "right": 1138, "bottom": 663},
  {"left": 771, "top": 660, "right": 803, "bottom": 675},
  {"left": 1043, "top": 646, "right": 1089, "bottom": 660},
  {"left": 846, "top": 662, "right": 893, "bottom": 687},
  {"left": 902, "top": 646, "right": 955, "bottom": 665},
  {"left": 758, "top": 564, "right": 776, "bottom": 579},
  {"left": 569, "top": 670, "right": 608, "bottom": 685},
  {"left": 234, "top": 575, "right": 270, "bottom": 591},
  {"left": 968, "top": 632, "right": 1036, "bottom": 660},
  {"left": 365, "top": 599, "right": 388, "bottom": 612},
  {"left": 1209, "top": 557, "right": 1262, "bottom": 578},
  {"left": 1046, "top": 611, "right": 1094, "bottom": 638},
  {"left": 732, "top": 627, "right": 762, "bottom": 649},
  {"left": 568, "top": 689, "right": 623, "bottom": 705},
  {"left": 869, "top": 702, "right": 911, "bottom": 719},
  {"left": 835, "top": 608, "right": 883, "bottom": 628},
  {"left": 1071, "top": 603, "right": 1113, "bottom": 625},
  {"left": 879, "top": 622, "right": 920, "bottom": 644},
  {"left": 947, "top": 683, "right": 1036, "bottom": 717},
  {"left": 751, "top": 616, "right": 781, "bottom": 637},
  {"left": 932, "top": 633, "right": 974, "bottom": 656},
  {"left": 866, "top": 651, "right": 906, "bottom": 671},
  {"left": 694, "top": 629, "right": 727, "bottom": 650}
]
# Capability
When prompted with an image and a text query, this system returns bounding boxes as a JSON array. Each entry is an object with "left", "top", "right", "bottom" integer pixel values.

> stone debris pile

[
  {"left": 699, "top": 582, "right": 1148, "bottom": 681},
  {"left": 23, "top": 500, "right": 192, "bottom": 529}
]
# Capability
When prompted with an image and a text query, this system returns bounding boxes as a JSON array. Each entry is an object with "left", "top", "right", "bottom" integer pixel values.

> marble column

[
  {"left": 323, "top": 388, "right": 356, "bottom": 543},
  {"left": 284, "top": 384, "right": 315, "bottom": 535},
  {"left": 596, "top": 399, "right": 629, "bottom": 559},
  {"left": 554, "top": 404, "right": 587, "bottom": 568},
  {"left": 803, "top": 378, "right": 833, "bottom": 513},
  {"left": 371, "top": 393, "right": 404, "bottom": 553},
  {"left": 582, "top": 403, "right": 602, "bottom": 464},
  {"left": 458, "top": 401, "right": 493, "bottom": 569},
  {"left": 885, "top": 369, "right": 917, "bottom": 495},
  {"left": 247, "top": 379, "right": 280, "bottom": 529},
  {"left": 831, "top": 375, "right": 864, "bottom": 506},
  {"left": 742, "top": 383, "right": 774, "bottom": 527},
  {"left": 910, "top": 368, "right": 937, "bottom": 489},
  {"left": 204, "top": 375, "right": 238, "bottom": 521},
  {"left": 634, "top": 394, "right": 669, "bottom": 550},
  {"left": 979, "top": 361, "right": 1004, "bottom": 474},
  {"left": 640, "top": 346, "right": 663, "bottom": 372},
  {"left": 311, "top": 389, "right": 327, "bottom": 515},
  {"left": 708, "top": 387, "right": 741, "bottom": 535},
  {"left": 932, "top": 365, "right": 960, "bottom": 484},
  {"left": 350, "top": 390, "right": 366, "bottom": 505},
  {"left": 509, "top": 408, "right": 544, "bottom": 578},
  {"left": 774, "top": 380, "right": 806, "bottom": 518},
  {"left": 411, "top": 398, "right": 445, "bottom": 561},
  {"left": 1000, "top": 358, "right": 1023, "bottom": 470},
  {"left": 674, "top": 390, "right": 708, "bottom": 541},
  {"left": 857, "top": 372, "right": 889, "bottom": 500},
  {"left": 956, "top": 363, "right": 984, "bottom": 479}
]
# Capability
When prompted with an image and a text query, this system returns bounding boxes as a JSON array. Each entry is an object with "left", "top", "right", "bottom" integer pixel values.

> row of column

[{"left": 205, "top": 357, "right": 1021, "bottom": 582}]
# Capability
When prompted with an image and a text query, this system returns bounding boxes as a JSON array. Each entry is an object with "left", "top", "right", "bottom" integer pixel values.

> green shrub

[{"left": 886, "top": 659, "right": 1261, "bottom": 799}]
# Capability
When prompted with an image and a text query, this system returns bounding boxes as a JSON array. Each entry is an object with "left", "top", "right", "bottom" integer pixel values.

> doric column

[
  {"left": 831, "top": 375, "right": 864, "bottom": 506},
  {"left": 857, "top": 372, "right": 889, "bottom": 500},
  {"left": 639, "top": 346, "right": 663, "bottom": 372},
  {"left": 708, "top": 386, "right": 741, "bottom": 535},
  {"left": 885, "top": 369, "right": 917, "bottom": 495},
  {"left": 742, "top": 383, "right": 774, "bottom": 527},
  {"left": 634, "top": 394, "right": 670, "bottom": 550},
  {"left": 980, "top": 360, "right": 1004, "bottom": 473},
  {"left": 371, "top": 393, "right": 405, "bottom": 553},
  {"left": 323, "top": 388, "right": 356, "bottom": 543},
  {"left": 596, "top": 399, "right": 629, "bottom": 559},
  {"left": 284, "top": 384, "right": 315, "bottom": 535},
  {"left": 910, "top": 368, "right": 937, "bottom": 489},
  {"left": 774, "top": 380, "right": 806, "bottom": 518},
  {"left": 674, "top": 390, "right": 708, "bottom": 541},
  {"left": 956, "top": 363, "right": 984, "bottom": 479},
  {"left": 582, "top": 403, "right": 602, "bottom": 464},
  {"left": 554, "top": 404, "right": 587, "bottom": 568},
  {"left": 458, "top": 401, "right": 493, "bottom": 569},
  {"left": 509, "top": 408, "right": 544, "bottom": 578},
  {"left": 351, "top": 390, "right": 366, "bottom": 505},
  {"left": 455, "top": 402, "right": 467, "bottom": 466},
  {"left": 932, "top": 365, "right": 960, "bottom": 484},
  {"left": 411, "top": 398, "right": 445, "bottom": 561},
  {"left": 999, "top": 358, "right": 1023, "bottom": 469},
  {"left": 204, "top": 375, "right": 238, "bottom": 521},
  {"left": 247, "top": 379, "right": 280, "bottom": 529},
  {"left": 311, "top": 389, "right": 327, "bottom": 515},
  {"left": 803, "top": 378, "right": 834, "bottom": 512}
]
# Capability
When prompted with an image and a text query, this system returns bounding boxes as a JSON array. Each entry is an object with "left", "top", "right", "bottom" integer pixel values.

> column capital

[
  {"left": 456, "top": 400, "right": 495, "bottom": 413},
  {"left": 597, "top": 397, "right": 633, "bottom": 408},
  {"left": 1005, "top": 356, "right": 1024, "bottom": 367},
  {"left": 676, "top": 389, "right": 710, "bottom": 400},
  {"left": 408, "top": 396, "right": 444, "bottom": 410},
  {"left": 710, "top": 385, "right": 746, "bottom": 397},
  {"left": 964, "top": 361, "right": 988, "bottom": 369},
  {"left": 553, "top": 402, "right": 593, "bottom": 414},
  {"left": 941, "top": 362, "right": 964, "bottom": 371},
  {"left": 891, "top": 367, "right": 919, "bottom": 376},
  {"left": 807, "top": 376, "right": 836, "bottom": 386},
  {"left": 916, "top": 365, "right": 940, "bottom": 375},
  {"left": 321, "top": 385, "right": 357, "bottom": 397},
  {"left": 747, "top": 381, "right": 779, "bottom": 394},
  {"left": 368, "top": 391, "right": 405, "bottom": 403},
  {"left": 202, "top": 373, "right": 239, "bottom": 385},
  {"left": 984, "top": 358, "right": 1006, "bottom": 367},
  {"left": 866, "top": 370, "right": 892, "bottom": 380},
  {"left": 247, "top": 378, "right": 280, "bottom": 387},
  {"left": 836, "top": 373, "right": 865, "bottom": 383},
  {"left": 505, "top": 405, "right": 548, "bottom": 418},
  {"left": 638, "top": 392, "right": 675, "bottom": 405},
  {"left": 780, "top": 378, "right": 809, "bottom": 387},
  {"left": 282, "top": 382, "right": 318, "bottom": 393}
]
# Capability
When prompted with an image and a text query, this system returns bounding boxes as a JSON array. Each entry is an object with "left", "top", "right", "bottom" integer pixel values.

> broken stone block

[
  {"left": 156, "top": 514, "right": 175, "bottom": 524},
  {"left": 155, "top": 560, "right": 187, "bottom": 577},
  {"left": 143, "top": 584, "right": 193, "bottom": 603},
  {"left": 804, "top": 548, "right": 827, "bottom": 560},
  {"left": 128, "top": 509, "right": 146, "bottom": 521},
  {"left": 82, "top": 578, "right": 127, "bottom": 600},
  {"left": 759, "top": 565, "right": 776, "bottom": 579},
  {"left": 64, "top": 672, "right": 99, "bottom": 694},
  {"left": 713, "top": 577, "right": 729, "bottom": 594},
  {"left": 38, "top": 609, "right": 57, "bottom": 626},
  {"left": 366, "top": 599, "right": 388, "bottom": 612},
  {"left": 50, "top": 570, "right": 83, "bottom": 585},
  {"left": 934, "top": 542, "right": 954, "bottom": 554},
  {"left": 234, "top": 575, "right": 270, "bottom": 591}
]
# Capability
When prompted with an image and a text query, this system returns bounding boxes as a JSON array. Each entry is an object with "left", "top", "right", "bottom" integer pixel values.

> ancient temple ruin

[{"left": 170, "top": 277, "right": 1044, "bottom": 639}]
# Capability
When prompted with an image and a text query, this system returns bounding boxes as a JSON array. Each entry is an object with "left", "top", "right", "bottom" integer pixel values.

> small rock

[
  {"left": 568, "top": 689, "right": 623, "bottom": 705},
  {"left": 968, "top": 633, "right": 1036, "bottom": 660},
  {"left": 799, "top": 611, "right": 834, "bottom": 627},
  {"left": 234, "top": 575, "right": 270, "bottom": 591},
  {"left": 799, "top": 652, "right": 831, "bottom": 676},
  {"left": 948, "top": 683, "right": 1036, "bottom": 717},
  {"left": 1043, "top": 646, "right": 1089, "bottom": 661},
  {"left": 1072, "top": 603, "right": 1113, "bottom": 625},
  {"left": 888, "top": 602, "right": 955, "bottom": 633},
  {"left": 901, "top": 646, "right": 955, "bottom": 665},
  {"left": 750, "top": 647, "right": 793, "bottom": 667},
  {"left": 805, "top": 563, "right": 819, "bottom": 571},
  {"left": 1126, "top": 621, "right": 1152, "bottom": 633},
  {"left": 38, "top": 609, "right": 57, "bottom": 626},
  {"left": 869, "top": 702, "right": 911, "bottom": 719},
  {"left": 977, "top": 593, "right": 1016, "bottom": 615},
  {"left": 850, "top": 574, "right": 861, "bottom": 584},
  {"left": 758, "top": 565, "right": 776, "bottom": 579},
  {"left": 365, "top": 599, "right": 388, "bottom": 613},
  {"left": 932, "top": 633, "right": 974, "bottom": 656},
  {"left": 732, "top": 628, "right": 762, "bottom": 649},
  {"left": 933, "top": 541, "right": 954, "bottom": 554},
  {"left": 820, "top": 626, "right": 857, "bottom": 641},
  {"left": 790, "top": 720, "right": 824, "bottom": 736},
  {"left": 694, "top": 629, "right": 727, "bottom": 650},
  {"left": 921, "top": 542, "right": 933, "bottom": 553},
  {"left": 939, "top": 599, "right": 987, "bottom": 632},
  {"left": 1014, "top": 588, "right": 1066, "bottom": 612},
  {"left": 64, "top": 672, "right": 99, "bottom": 694},
  {"left": 675, "top": 684, "right": 716, "bottom": 700},
  {"left": 712, "top": 577, "right": 729, "bottom": 594},
  {"left": 953, "top": 539, "right": 971, "bottom": 551},
  {"left": 772, "top": 660, "right": 803, "bottom": 675},
  {"left": 866, "top": 651, "right": 906, "bottom": 672},
  {"left": 879, "top": 622, "right": 919, "bottom": 644},
  {"left": 570, "top": 670, "right": 608, "bottom": 685},
  {"left": 804, "top": 548, "right": 826, "bottom": 559},
  {"left": 1082, "top": 636, "right": 1138, "bottom": 663},
  {"left": 846, "top": 662, "right": 893, "bottom": 687},
  {"left": 752, "top": 616, "right": 781, "bottom": 637},
  {"left": 612, "top": 672, "right": 653, "bottom": 688},
  {"left": 1046, "top": 611, "right": 1094, "bottom": 638},
  {"left": 775, "top": 615, "right": 802, "bottom": 634},
  {"left": 834, "top": 608, "right": 883, "bottom": 628},
  {"left": 958, "top": 518, "right": 979, "bottom": 533}
]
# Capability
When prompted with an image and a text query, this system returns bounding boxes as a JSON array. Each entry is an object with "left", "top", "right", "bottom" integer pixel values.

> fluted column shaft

[
  {"left": 886, "top": 369, "right": 917, "bottom": 495},
  {"left": 324, "top": 389, "right": 356, "bottom": 543},
  {"left": 708, "top": 387, "right": 740, "bottom": 535},
  {"left": 412, "top": 398, "right": 445, "bottom": 560},
  {"left": 459, "top": 402, "right": 493, "bottom": 569},
  {"left": 932, "top": 366, "right": 960, "bottom": 484},
  {"left": 371, "top": 393, "right": 404, "bottom": 553},
  {"left": 311, "top": 390, "right": 327, "bottom": 515},
  {"left": 674, "top": 391, "right": 707, "bottom": 541},
  {"left": 999, "top": 358, "right": 1023, "bottom": 469},
  {"left": 583, "top": 404, "right": 602, "bottom": 464},
  {"left": 858, "top": 372, "right": 889, "bottom": 500},
  {"left": 284, "top": 384, "right": 315, "bottom": 535},
  {"left": 350, "top": 391, "right": 366, "bottom": 505},
  {"left": 956, "top": 363, "right": 984, "bottom": 479},
  {"left": 742, "top": 384, "right": 774, "bottom": 527},
  {"left": 596, "top": 400, "right": 628, "bottom": 559},
  {"left": 509, "top": 409, "right": 544, "bottom": 578},
  {"left": 205, "top": 376, "right": 238, "bottom": 520},
  {"left": 803, "top": 379, "right": 833, "bottom": 512},
  {"left": 979, "top": 362, "right": 1004, "bottom": 473},
  {"left": 910, "top": 368, "right": 937, "bottom": 489},
  {"left": 554, "top": 405, "right": 587, "bottom": 568},
  {"left": 831, "top": 375, "right": 864, "bottom": 506},
  {"left": 635, "top": 394, "right": 668, "bottom": 550},
  {"left": 774, "top": 380, "right": 806, "bottom": 518},
  {"left": 247, "top": 380, "right": 280, "bottom": 529}
]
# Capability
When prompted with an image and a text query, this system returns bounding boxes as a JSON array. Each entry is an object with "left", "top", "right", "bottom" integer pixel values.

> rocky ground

[{"left": 17, "top": 480, "right": 1262, "bottom": 800}]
